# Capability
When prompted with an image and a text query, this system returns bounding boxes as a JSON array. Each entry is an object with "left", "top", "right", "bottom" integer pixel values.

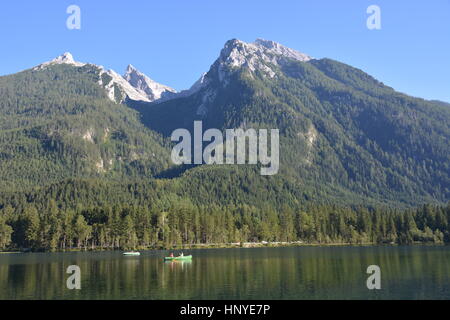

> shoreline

[{"left": 1, "top": 241, "right": 446, "bottom": 254}]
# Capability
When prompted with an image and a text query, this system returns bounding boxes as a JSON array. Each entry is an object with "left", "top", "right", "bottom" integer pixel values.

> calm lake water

[{"left": 0, "top": 246, "right": 449, "bottom": 300}]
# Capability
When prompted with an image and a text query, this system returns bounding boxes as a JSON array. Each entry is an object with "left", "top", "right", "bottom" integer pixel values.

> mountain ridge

[{"left": 31, "top": 52, "right": 176, "bottom": 103}]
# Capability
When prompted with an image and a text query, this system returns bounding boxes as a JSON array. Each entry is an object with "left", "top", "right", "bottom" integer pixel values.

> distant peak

[
  {"left": 124, "top": 64, "right": 152, "bottom": 80},
  {"left": 123, "top": 64, "right": 177, "bottom": 102},
  {"left": 220, "top": 38, "right": 312, "bottom": 62},
  {"left": 49, "top": 52, "right": 87, "bottom": 66},
  {"left": 123, "top": 64, "right": 149, "bottom": 80},
  {"left": 214, "top": 38, "right": 312, "bottom": 83},
  {"left": 126, "top": 64, "right": 138, "bottom": 73},
  {"left": 34, "top": 52, "right": 86, "bottom": 70}
]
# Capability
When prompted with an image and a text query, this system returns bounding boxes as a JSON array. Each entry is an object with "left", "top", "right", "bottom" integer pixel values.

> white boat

[{"left": 123, "top": 251, "right": 141, "bottom": 256}]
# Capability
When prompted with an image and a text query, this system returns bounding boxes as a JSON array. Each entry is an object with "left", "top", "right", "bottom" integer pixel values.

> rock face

[
  {"left": 253, "top": 38, "right": 312, "bottom": 62},
  {"left": 98, "top": 68, "right": 153, "bottom": 103},
  {"left": 160, "top": 38, "right": 312, "bottom": 103},
  {"left": 165, "top": 38, "right": 313, "bottom": 115},
  {"left": 214, "top": 38, "right": 312, "bottom": 83},
  {"left": 123, "top": 64, "right": 177, "bottom": 102}
]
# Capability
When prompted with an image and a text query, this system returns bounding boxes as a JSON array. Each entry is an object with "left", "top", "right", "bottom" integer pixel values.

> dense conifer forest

[{"left": 0, "top": 179, "right": 449, "bottom": 251}]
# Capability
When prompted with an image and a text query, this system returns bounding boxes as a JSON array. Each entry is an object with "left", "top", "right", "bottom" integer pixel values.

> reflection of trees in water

[{"left": 0, "top": 247, "right": 449, "bottom": 299}]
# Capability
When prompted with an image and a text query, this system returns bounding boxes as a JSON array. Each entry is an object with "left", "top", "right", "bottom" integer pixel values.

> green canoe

[{"left": 164, "top": 255, "right": 192, "bottom": 261}]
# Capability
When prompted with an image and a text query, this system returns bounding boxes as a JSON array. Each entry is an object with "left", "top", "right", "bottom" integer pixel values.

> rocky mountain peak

[
  {"left": 214, "top": 38, "right": 312, "bottom": 83},
  {"left": 34, "top": 52, "right": 86, "bottom": 70},
  {"left": 123, "top": 64, "right": 177, "bottom": 102}
]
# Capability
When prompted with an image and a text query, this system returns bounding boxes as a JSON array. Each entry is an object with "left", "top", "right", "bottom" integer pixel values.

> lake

[{"left": 0, "top": 246, "right": 449, "bottom": 300}]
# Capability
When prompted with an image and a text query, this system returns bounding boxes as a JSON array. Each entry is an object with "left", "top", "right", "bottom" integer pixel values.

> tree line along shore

[{"left": 0, "top": 200, "right": 449, "bottom": 252}]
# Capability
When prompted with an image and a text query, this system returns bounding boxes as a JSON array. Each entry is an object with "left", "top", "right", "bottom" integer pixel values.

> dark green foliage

[
  {"left": 0, "top": 64, "right": 172, "bottom": 191},
  {"left": 0, "top": 183, "right": 448, "bottom": 250}
]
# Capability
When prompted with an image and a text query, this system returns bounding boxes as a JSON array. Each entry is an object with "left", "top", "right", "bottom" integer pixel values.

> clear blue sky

[{"left": 1, "top": 0, "right": 449, "bottom": 102}]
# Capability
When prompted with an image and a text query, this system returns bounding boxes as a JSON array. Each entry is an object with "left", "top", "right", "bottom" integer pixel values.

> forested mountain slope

[
  {"left": 0, "top": 63, "right": 171, "bottom": 191},
  {"left": 132, "top": 39, "right": 450, "bottom": 206}
]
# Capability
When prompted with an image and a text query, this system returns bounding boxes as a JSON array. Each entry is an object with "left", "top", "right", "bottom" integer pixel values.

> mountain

[
  {"left": 124, "top": 64, "right": 177, "bottom": 102},
  {"left": 131, "top": 38, "right": 450, "bottom": 206},
  {"left": 0, "top": 41, "right": 449, "bottom": 207},
  {"left": 0, "top": 56, "right": 173, "bottom": 192}
]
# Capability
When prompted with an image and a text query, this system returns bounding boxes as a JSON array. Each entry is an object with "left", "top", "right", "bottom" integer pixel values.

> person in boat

[
  {"left": 170, "top": 253, "right": 174, "bottom": 258},
  {"left": 180, "top": 252, "right": 184, "bottom": 257}
]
